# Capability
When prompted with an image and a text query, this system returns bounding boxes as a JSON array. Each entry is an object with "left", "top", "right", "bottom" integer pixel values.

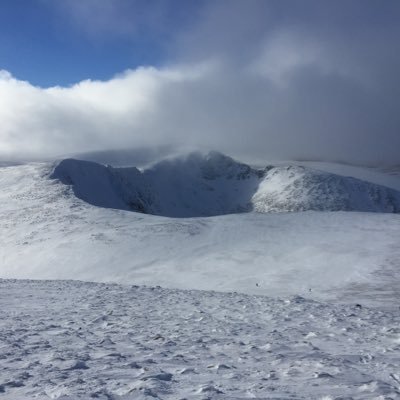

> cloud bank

[{"left": 1, "top": 0, "right": 400, "bottom": 165}]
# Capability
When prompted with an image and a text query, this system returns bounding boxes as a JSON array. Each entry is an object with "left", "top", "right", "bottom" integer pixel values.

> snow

[
  {"left": 51, "top": 152, "right": 400, "bottom": 217},
  {"left": 0, "top": 160, "right": 399, "bottom": 304},
  {"left": 295, "top": 161, "right": 400, "bottom": 192},
  {"left": 1, "top": 152, "right": 400, "bottom": 399},
  {"left": 253, "top": 165, "right": 400, "bottom": 213},
  {"left": 1, "top": 279, "right": 400, "bottom": 399},
  {"left": 51, "top": 152, "right": 262, "bottom": 217}
]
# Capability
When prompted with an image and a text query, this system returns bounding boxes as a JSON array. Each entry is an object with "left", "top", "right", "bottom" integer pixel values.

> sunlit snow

[{"left": 1, "top": 152, "right": 399, "bottom": 399}]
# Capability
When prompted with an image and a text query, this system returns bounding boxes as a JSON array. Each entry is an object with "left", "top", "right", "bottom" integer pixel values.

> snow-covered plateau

[{"left": 1, "top": 151, "right": 400, "bottom": 399}]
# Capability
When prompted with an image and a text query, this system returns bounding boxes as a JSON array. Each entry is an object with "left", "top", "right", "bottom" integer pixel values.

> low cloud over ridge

[{"left": 1, "top": 0, "right": 400, "bottom": 165}]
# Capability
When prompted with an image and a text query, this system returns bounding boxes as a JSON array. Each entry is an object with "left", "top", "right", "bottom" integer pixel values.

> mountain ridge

[
  {"left": 1, "top": 158, "right": 399, "bottom": 304},
  {"left": 51, "top": 151, "right": 400, "bottom": 217}
]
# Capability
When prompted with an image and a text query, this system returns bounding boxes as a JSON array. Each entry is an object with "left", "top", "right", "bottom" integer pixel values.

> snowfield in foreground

[{"left": 1, "top": 279, "right": 400, "bottom": 400}]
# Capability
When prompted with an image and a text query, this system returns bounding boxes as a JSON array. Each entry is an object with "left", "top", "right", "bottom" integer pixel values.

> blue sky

[
  {"left": 0, "top": 0, "right": 200, "bottom": 86},
  {"left": 0, "top": 0, "right": 399, "bottom": 164}
]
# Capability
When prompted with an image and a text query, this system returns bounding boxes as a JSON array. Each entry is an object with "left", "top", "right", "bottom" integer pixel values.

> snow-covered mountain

[
  {"left": 1, "top": 151, "right": 400, "bottom": 399},
  {"left": 253, "top": 165, "right": 400, "bottom": 213},
  {"left": 1, "top": 151, "right": 399, "bottom": 305},
  {"left": 51, "top": 152, "right": 262, "bottom": 218},
  {"left": 51, "top": 151, "right": 400, "bottom": 217}
]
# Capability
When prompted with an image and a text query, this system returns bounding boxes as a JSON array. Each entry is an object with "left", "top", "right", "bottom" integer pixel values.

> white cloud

[
  {"left": 249, "top": 31, "right": 323, "bottom": 86},
  {"left": 0, "top": 63, "right": 221, "bottom": 159},
  {"left": 1, "top": 54, "right": 399, "bottom": 166},
  {"left": 2, "top": 1, "right": 400, "bottom": 165}
]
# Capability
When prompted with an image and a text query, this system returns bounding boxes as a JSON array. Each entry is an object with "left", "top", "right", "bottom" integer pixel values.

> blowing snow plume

[{"left": 51, "top": 152, "right": 400, "bottom": 217}]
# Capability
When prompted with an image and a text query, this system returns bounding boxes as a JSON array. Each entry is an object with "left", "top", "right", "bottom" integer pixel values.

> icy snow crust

[
  {"left": 51, "top": 152, "right": 400, "bottom": 217},
  {"left": 1, "top": 279, "right": 400, "bottom": 400}
]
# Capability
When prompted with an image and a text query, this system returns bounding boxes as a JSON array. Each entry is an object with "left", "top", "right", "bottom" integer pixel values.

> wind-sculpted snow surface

[
  {"left": 1, "top": 279, "right": 400, "bottom": 399},
  {"left": 51, "top": 152, "right": 400, "bottom": 216}
]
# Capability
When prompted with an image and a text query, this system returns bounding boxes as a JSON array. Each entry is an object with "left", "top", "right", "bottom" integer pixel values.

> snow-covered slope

[
  {"left": 296, "top": 161, "right": 400, "bottom": 191},
  {"left": 1, "top": 279, "right": 400, "bottom": 399},
  {"left": 1, "top": 153, "right": 400, "bottom": 399},
  {"left": 253, "top": 165, "right": 400, "bottom": 213},
  {"left": 1, "top": 156, "right": 400, "bottom": 305},
  {"left": 51, "top": 152, "right": 400, "bottom": 217}
]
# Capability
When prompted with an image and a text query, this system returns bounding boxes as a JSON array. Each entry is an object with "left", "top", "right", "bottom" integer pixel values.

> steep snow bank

[{"left": 51, "top": 152, "right": 400, "bottom": 216}]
